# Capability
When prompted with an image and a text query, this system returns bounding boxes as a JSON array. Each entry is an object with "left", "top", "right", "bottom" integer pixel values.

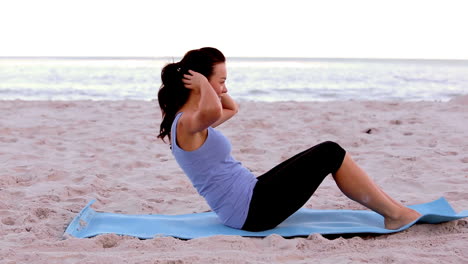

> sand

[{"left": 1, "top": 97, "right": 467, "bottom": 263}]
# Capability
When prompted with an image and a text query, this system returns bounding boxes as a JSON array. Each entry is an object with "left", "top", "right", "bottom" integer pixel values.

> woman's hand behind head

[{"left": 182, "top": 70, "right": 211, "bottom": 92}]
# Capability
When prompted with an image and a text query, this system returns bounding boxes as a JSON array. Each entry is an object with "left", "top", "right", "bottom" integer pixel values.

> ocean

[{"left": 0, "top": 57, "right": 467, "bottom": 102}]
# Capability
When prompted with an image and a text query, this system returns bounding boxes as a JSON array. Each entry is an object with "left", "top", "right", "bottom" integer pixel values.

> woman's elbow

[{"left": 201, "top": 105, "right": 223, "bottom": 123}]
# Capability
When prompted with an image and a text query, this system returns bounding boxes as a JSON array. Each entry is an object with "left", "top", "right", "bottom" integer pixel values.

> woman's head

[{"left": 157, "top": 47, "right": 226, "bottom": 142}]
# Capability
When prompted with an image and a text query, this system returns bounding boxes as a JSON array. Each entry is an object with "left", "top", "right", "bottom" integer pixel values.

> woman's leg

[
  {"left": 242, "top": 141, "right": 346, "bottom": 231},
  {"left": 332, "top": 153, "right": 421, "bottom": 229},
  {"left": 242, "top": 141, "right": 420, "bottom": 232}
]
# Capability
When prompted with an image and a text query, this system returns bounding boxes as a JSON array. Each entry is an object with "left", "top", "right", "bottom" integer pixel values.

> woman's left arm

[{"left": 212, "top": 94, "right": 239, "bottom": 127}]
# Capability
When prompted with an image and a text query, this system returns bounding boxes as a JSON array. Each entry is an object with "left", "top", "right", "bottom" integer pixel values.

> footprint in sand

[
  {"left": 56, "top": 146, "right": 67, "bottom": 152},
  {"left": 39, "top": 195, "right": 61, "bottom": 202},
  {"left": 96, "top": 174, "right": 107, "bottom": 179},
  {"left": 15, "top": 173, "right": 34, "bottom": 184},
  {"left": 436, "top": 151, "right": 458, "bottom": 156},
  {"left": 1, "top": 217, "right": 15, "bottom": 226},
  {"left": 389, "top": 120, "right": 403, "bottom": 125},
  {"left": 148, "top": 198, "right": 165, "bottom": 203},
  {"left": 72, "top": 176, "right": 86, "bottom": 183},
  {"left": 240, "top": 148, "right": 266, "bottom": 154},
  {"left": 97, "top": 234, "right": 120, "bottom": 248},
  {"left": 351, "top": 138, "right": 370, "bottom": 148},
  {"left": 0, "top": 137, "right": 18, "bottom": 143},
  {"left": 34, "top": 208, "right": 54, "bottom": 219},
  {"left": 47, "top": 169, "right": 67, "bottom": 181},
  {"left": 125, "top": 161, "right": 152, "bottom": 170},
  {"left": 407, "top": 117, "right": 423, "bottom": 124}
]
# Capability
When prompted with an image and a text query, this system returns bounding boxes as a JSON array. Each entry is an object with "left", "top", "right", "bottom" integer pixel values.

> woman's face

[{"left": 208, "top": 63, "right": 228, "bottom": 96}]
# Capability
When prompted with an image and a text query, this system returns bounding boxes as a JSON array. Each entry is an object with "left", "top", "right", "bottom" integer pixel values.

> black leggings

[{"left": 241, "top": 141, "right": 346, "bottom": 232}]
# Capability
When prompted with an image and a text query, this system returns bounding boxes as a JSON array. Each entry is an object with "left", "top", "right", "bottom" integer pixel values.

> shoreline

[
  {"left": 1, "top": 99, "right": 467, "bottom": 263},
  {"left": 1, "top": 91, "right": 466, "bottom": 103}
]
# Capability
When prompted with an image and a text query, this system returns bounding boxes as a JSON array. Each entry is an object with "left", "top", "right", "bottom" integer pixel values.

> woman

[{"left": 157, "top": 47, "right": 421, "bottom": 232}]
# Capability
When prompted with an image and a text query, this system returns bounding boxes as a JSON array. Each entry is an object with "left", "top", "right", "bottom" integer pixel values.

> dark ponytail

[{"left": 157, "top": 47, "right": 226, "bottom": 143}]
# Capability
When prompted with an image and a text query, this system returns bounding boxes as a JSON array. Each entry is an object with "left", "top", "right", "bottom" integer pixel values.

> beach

[{"left": 1, "top": 98, "right": 467, "bottom": 263}]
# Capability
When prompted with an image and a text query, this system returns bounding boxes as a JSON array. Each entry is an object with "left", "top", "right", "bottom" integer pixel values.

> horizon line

[{"left": 0, "top": 55, "right": 467, "bottom": 62}]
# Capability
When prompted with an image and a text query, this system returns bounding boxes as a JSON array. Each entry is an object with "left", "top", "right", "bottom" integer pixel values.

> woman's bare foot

[{"left": 384, "top": 207, "right": 421, "bottom": 230}]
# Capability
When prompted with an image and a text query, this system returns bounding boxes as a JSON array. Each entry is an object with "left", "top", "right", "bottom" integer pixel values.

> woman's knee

[
  {"left": 317, "top": 141, "right": 346, "bottom": 171},
  {"left": 319, "top": 141, "right": 345, "bottom": 153}
]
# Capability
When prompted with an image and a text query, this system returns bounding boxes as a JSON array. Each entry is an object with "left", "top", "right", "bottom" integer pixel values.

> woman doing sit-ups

[{"left": 157, "top": 47, "right": 421, "bottom": 232}]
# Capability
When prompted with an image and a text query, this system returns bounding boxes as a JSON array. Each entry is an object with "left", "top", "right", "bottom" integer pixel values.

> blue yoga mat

[{"left": 64, "top": 197, "right": 467, "bottom": 239}]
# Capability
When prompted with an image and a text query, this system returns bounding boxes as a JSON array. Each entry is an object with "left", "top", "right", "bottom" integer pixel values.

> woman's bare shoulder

[{"left": 176, "top": 111, "right": 209, "bottom": 151}]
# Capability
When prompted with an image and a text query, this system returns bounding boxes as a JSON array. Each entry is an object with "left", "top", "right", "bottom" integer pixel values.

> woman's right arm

[{"left": 182, "top": 70, "right": 222, "bottom": 133}]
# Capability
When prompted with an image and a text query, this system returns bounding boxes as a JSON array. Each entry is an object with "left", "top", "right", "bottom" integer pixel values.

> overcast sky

[{"left": 1, "top": 0, "right": 467, "bottom": 59}]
